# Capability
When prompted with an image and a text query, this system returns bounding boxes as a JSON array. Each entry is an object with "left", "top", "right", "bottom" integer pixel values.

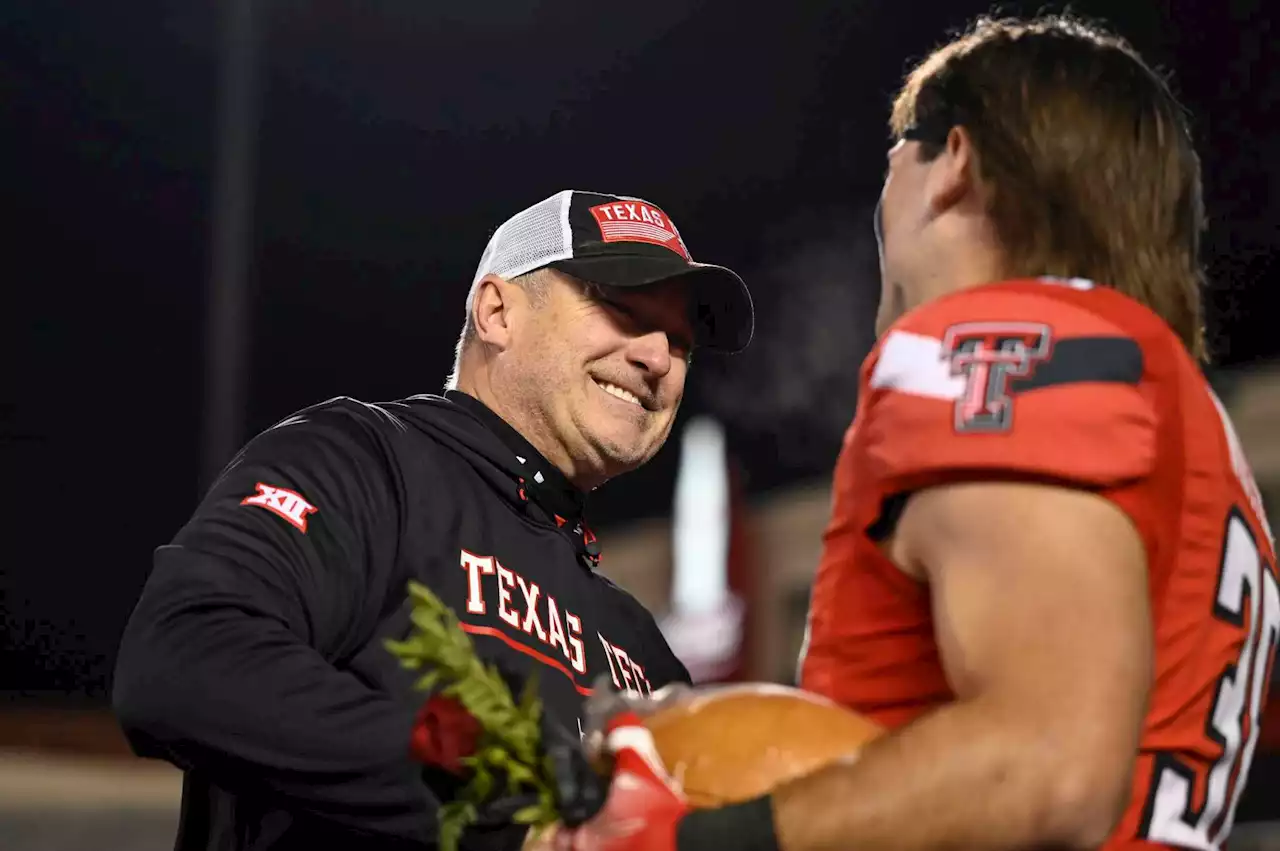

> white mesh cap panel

[{"left": 471, "top": 190, "right": 575, "bottom": 286}]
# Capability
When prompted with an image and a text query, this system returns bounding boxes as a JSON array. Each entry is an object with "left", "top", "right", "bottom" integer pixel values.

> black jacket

[{"left": 112, "top": 390, "right": 689, "bottom": 851}]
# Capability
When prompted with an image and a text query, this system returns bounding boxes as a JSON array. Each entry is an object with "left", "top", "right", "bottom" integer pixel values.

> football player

[{"left": 556, "top": 13, "right": 1278, "bottom": 851}]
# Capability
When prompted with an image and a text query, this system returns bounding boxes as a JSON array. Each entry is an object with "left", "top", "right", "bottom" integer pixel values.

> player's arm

[
  {"left": 763, "top": 478, "right": 1152, "bottom": 851},
  {"left": 577, "top": 483, "right": 1153, "bottom": 851},
  {"left": 111, "top": 404, "right": 428, "bottom": 842},
  {"left": 685, "top": 306, "right": 1158, "bottom": 851}
]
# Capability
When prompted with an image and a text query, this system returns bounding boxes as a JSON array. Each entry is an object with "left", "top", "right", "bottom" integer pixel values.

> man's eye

[
  {"left": 601, "top": 295, "right": 692, "bottom": 357},
  {"left": 600, "top": 297, "right": 632, "bottom": 319}
]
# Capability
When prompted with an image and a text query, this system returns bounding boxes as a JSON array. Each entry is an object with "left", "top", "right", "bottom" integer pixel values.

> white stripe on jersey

[{"left": 869, "top": 330, "right": 966, "bottom": 400}]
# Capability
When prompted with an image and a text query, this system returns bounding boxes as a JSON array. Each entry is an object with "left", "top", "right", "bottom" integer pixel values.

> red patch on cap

[{"left": 588, "top": 201, "right": 690, "bottom": 260}]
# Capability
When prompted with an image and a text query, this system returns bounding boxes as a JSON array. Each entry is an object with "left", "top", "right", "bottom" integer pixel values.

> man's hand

[
  {"left": 557, "top": 710, "right": 689, "bottom": 851},
  {"left": 520, "top": 678, "right": 696, "bottom": 851},
  {"left": 471, "top": 669, "right": 614, "bottom": 831}
]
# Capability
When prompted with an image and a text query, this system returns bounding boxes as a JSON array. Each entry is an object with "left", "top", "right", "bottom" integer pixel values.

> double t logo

[{"left": 940, "top": 322, "right": 1053, "bottom": 433}]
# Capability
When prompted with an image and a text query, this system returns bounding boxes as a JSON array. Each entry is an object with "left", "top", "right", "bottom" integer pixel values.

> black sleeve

[
  {"left": 640, "top": 608, "right": 693, "bottom": 690},
  {"left": 111, "top": 401, "right": 430, "bottom": 843},
  {"left": 653, "top": 635, "right": 693, "bottom": 689}
]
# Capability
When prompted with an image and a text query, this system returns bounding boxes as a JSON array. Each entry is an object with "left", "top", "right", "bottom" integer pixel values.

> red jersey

[{"left": 799, "top": 278, "right": 1278, "bottom": 851}]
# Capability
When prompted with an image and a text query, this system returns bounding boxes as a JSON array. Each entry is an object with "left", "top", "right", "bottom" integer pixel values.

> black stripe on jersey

[{"left": 1010, "top": 336, "right": 1143, "bottom": 394}]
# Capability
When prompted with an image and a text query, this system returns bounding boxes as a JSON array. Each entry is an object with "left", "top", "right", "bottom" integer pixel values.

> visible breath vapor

[{"left": 696, "top": 208, "right": 881, "bottom": 474}]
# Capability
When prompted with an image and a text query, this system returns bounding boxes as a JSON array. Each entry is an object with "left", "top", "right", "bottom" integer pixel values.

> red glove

[{"left": 557, "top": 710, "right": 689, "bottom": 851}]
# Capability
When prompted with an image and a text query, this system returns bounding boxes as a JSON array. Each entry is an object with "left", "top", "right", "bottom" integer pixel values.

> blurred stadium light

[{"left": 661, "top": 415, "right": 746, "bottom": 683}]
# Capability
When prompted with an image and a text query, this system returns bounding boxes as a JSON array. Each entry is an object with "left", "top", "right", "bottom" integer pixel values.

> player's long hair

[{"left": 890, "top": 14, "right": 1208, "bottom": 361}]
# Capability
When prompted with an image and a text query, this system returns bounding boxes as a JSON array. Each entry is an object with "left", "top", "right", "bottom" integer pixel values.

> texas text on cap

[{"left": 472, "top": 190, "right": 754, "bottom": 353}]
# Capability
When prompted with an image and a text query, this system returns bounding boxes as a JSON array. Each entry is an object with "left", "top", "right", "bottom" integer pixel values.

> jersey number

[{"left": 1140, "top": 508, "right": 1280, "bottom": 850}]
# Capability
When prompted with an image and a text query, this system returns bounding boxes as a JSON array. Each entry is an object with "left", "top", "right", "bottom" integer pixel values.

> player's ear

[
  {"left": 925, "top": 125, "right": 977, "bottom": 215},
  {"left": 472, "top": 274, "right": 519, "bottom": 351}
]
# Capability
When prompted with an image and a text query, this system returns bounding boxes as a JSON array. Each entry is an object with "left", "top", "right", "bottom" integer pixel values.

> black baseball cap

[{"left": 471, "top": 190, "right": 754, "bottom": 353}]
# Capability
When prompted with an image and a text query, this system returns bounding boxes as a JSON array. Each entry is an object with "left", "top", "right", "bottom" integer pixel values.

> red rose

[{"left": 410, "top": 695, "right": 483, "bottom": 774}]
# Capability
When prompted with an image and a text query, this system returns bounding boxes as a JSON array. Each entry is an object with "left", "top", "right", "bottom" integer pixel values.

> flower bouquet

[{"left": 385, "top": 580, "right": 563, "bottom": 851}]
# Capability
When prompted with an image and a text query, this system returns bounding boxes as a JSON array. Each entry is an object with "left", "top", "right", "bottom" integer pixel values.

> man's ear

[
  {"left": 472, "top": 274, "right": 518, "bottom": 351},
  {"left": 925, "top": 125, "right": 979, "bottom": 216}
]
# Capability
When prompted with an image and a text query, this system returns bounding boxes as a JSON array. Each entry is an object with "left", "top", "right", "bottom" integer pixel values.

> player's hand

[
  {"left": 580, "top": 676, "right": 694, "bottom": 765},
  {"left": 555, "top": 710, "right": 689, "bottom": 851}
]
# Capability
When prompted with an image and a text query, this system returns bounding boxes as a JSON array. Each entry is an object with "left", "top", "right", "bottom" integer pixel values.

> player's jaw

[{"left": 875, "top": 178, "right": 918, "bottom": 331}]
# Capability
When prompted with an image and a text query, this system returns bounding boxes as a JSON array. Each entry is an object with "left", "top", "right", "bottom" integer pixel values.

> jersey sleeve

[
  {"left": 111, "top": 399, "right": 430, "bottom": 842},
  {"left": 862, "top": 290, "right": 1159, "bottom": 497}
]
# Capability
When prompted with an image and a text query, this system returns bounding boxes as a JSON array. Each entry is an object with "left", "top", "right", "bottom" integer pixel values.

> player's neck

[{"left": 912, "top": 241, "right": 1008, "bottom": 309}]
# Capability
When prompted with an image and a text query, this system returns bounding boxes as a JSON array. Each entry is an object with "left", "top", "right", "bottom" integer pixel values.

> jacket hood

[{"left": 389, "top": 391, "right": 601, "bottom": 566}]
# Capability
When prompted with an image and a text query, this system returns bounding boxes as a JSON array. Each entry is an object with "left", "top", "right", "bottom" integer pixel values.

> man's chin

[{"left": 590, "top": 438, "right": 659, "bottom": 480}]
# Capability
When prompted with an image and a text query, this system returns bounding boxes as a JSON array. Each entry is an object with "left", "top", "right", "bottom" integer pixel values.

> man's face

[
  {"left": 506, "top": 270, "right": 693, "bottom": 486},
  {"left": 874, "top": 139, "right": 933, "bottom": 336}
]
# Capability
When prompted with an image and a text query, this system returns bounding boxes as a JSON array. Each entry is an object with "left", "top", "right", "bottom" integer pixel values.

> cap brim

[{"left": 551, "top": 255, "right": 754, "bottom": 353}]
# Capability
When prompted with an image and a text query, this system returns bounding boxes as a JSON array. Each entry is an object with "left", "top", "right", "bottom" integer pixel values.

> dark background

[{"left": 4, "top": 0, "right": 1277, "bottom": 725}]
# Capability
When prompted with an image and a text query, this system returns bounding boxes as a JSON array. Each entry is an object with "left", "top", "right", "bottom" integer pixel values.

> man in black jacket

[{"left": 111, "top": 189, "right": 754, "bottom": 851}]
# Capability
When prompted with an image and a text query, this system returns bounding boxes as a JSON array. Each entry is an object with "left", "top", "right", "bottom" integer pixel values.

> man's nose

[{"left": 626, "top": 330, "right": 674, "bottom": 378}]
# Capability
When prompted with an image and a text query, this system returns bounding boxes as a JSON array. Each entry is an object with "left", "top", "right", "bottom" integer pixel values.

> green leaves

[
  {"left": 386, "top": 580, "right": 562, "bottom": 851},
  {"left": 438, "top": 800, "right": 477, "bottom": 851},
  {"left": 512, "top": 804, "right": 545, "bottom": 824}
]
